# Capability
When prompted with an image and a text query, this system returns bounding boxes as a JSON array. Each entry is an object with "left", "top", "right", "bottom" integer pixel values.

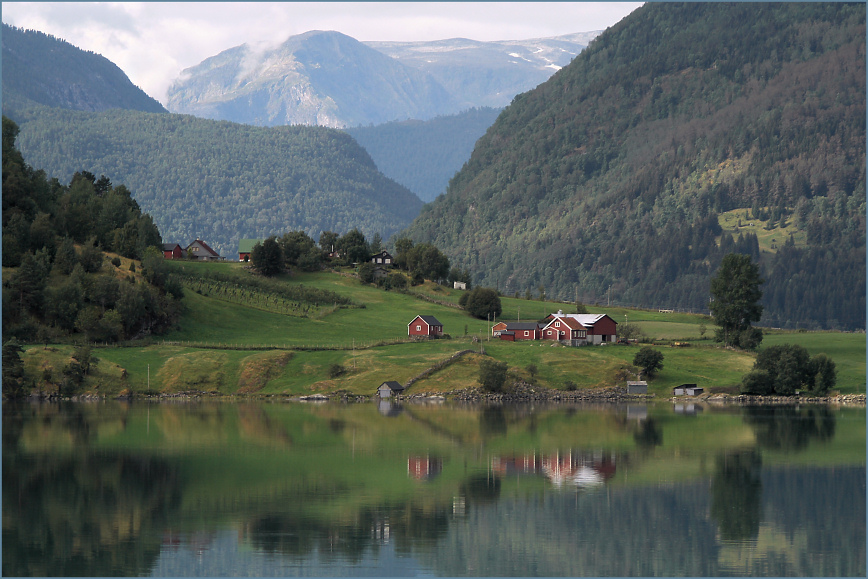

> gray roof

[
  {"left": 379, "top": 381, "right": 405, "bottom": 392},
  {"left": 506, "top": 322, "right": 542, "bottom": 331},
  {"left": 415, "top": 315, "right": 442, "bottom": 326}
]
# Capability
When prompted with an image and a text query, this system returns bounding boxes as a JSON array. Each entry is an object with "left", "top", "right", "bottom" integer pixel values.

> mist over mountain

[
  {"left": 1, "top": 24, "right": 167, "bottom": 114},
  {"left": 403, "top": 3, "right": 866, "bottom": 331},
  {"left": 165, "top": 30, "right": 597, "bottom": 128}
]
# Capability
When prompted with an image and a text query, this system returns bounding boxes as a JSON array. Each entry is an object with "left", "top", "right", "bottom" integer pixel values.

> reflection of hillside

[
  {"left": 2, "top": 453, "right": 180, "bottom": 577},
  {"left": 492, "top": 450, "right": 618, "bottom": 489},
  {"left": 237, "top": 403, "right": 292, "bottom": 448}
]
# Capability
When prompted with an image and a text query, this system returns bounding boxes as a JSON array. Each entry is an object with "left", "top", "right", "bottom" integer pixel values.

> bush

[
  {"left": 740, "top": 369, "right": 774, "bottom": 395},
  {"left": 462, "top": 287, "right": 502, "bottom": 320},
  {"left": 564, "top": 380, "right": 577, "bottom": 391},
  {"left": 633, "top": 347, "right": 664, "bottom": 377},
  {"left": 111, "top": 257, "right": 122, "bottom": 268},
  {"left": 327, "top": 364, "right": 346, "bottom": 379},
  {"left": 478, "top": 358, "right": 508, "bottom": 393},
  {"left": 742, "top": 344, "right": 836, "bottom": 396}
]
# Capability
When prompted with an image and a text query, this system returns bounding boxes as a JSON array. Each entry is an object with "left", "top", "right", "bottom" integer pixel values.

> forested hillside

[
  {"left": 2, "top": 117, "right": 182, "bottom": 344},
  {"left": 1, "top": 24, "right": 166, "bottom": 114},
  {"left": 345, "top": 107, "right": 502, "bottom": 202},
  {"left": 5, "top": 103, "right": 425, "bottom": 257},
  {"left": 403, "top": 3, "right": 866, "bottom": 331}
]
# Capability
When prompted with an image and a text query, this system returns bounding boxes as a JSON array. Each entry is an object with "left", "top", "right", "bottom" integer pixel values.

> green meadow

[{"left": 22, "top": 262, "right": 866, "bottom": 397}]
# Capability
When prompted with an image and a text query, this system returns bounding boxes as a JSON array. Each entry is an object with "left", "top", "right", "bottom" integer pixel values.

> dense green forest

[
  {"left": 1, "top": 24, "right": 166, "bottom": 114},
  {"left": 403, "top": 3, "right": 866, "bottom": 331},
  {"left": 2, "top": 117, "right": 182, "bottom": 344},
  {"left": 4, "top": 103, "right": 425, "bottom": 257},
  {"left": 345, "top": 107, "right": 502, "bottom": 202}
]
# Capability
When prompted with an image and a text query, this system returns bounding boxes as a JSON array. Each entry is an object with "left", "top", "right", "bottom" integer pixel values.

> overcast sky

[{"left": 2, "top": 2, "right": 643, "bottom": 104}]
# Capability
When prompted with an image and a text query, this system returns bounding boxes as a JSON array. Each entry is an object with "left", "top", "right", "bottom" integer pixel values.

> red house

[
  {"left": 408, "top": 315, "right": 443, "bottom": 338},
  {"left": 542, "top": 311, "right": 618, "bottom": 344},
  {"left": 497, "top": 322, "right": 542, "bottom": 341},
  {"left": 162, "top": 243, "right": 184, "bottom": 260}
]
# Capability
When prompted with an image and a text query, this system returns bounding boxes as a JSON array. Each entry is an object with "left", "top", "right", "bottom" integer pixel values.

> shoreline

[{"left": 23, "top": 385, "right": 867, "bottom": 407}]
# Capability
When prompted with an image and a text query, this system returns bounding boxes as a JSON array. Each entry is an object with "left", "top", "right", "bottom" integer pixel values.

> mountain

[
  {"left": 1, "top": 24, "right": 167, "bottom": 114},
  {"left": 6, "top": 102, "right": 424, "bottom": 257},
  {"left": 165, "top": 30, "right": 597, "bottom": 128},
  {"left": 344, "top": 107, "right": 503, "bottom": 202},
  {"left": 366, "top": 32, "right": 599, "bottom": 109},
  {"left": 402, "top": 3, "right": 866, "bottom": 331},
  {"left": 166, "top": 30, "right": 460, "bottom": 128}
]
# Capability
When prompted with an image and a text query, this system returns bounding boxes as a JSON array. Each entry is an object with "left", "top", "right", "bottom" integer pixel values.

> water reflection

[{"left": 2, "top": 400, "right": 864, "bottom": 577}]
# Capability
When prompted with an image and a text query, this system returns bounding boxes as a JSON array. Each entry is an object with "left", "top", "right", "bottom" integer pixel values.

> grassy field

[{"left": 21, "top": 264, "right": 865, "bottom": 397}]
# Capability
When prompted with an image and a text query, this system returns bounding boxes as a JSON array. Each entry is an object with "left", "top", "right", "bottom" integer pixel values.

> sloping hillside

[
  {"left": 7, "top": 103, "right": 424, "bottom": 257},
  {"left": 403, "top": 3, "right": 866, "bottom": 331},
  {"left": 1, "top": 24, "right": 166, "bottom": 114}
]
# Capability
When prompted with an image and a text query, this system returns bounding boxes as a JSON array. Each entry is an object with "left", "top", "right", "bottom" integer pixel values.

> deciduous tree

[{"left": 710, "top": 253, "right": 764, "bottom": 348}]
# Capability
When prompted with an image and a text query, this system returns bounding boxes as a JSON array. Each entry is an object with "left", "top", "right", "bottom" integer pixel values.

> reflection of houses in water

[
  {"left": 626, "top": 404, "right": 648, "bottom": 420},
  {"left": 371, "top": 517, "right": 390, "bottom": 544},
  {"left": 377, "top": 398, "right": 403, "bottom": 417},
  {"left": 161, "top": 530, "right": 216, "bottom": 556},
  {"left": 674, "top": 402, "right": 704, "bottom": 415},
  {"left": 408, "top": 455, "right": 443, "bottom": 481},
  {"left": 491, "top": 450, "right": 617, "bottom": 489}
]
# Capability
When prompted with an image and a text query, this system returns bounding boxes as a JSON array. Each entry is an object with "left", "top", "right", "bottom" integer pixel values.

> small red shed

[
  {"left": 162, "top": 243, "right": 184, "bottom": 260},
  {"left": 408, "top": 315, "right": 443, "bottom": 337}
]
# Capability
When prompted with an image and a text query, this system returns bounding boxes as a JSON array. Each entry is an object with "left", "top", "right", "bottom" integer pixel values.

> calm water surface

[{"left": 2, "top": 399, "right": 865, "bottom": 577}]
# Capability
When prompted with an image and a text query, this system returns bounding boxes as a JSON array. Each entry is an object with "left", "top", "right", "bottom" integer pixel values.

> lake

[{"left": 2, "top": 399, "right": 865, "bottom": 577}]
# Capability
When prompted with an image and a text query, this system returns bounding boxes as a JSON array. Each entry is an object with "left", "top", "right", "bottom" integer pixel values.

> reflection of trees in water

[
  {"left": 2, "top": 452, "right": 181, "bottom": 577},
  {"left": 633, "top": 417, "right": 662, "bottom": 449},
  {"left": 743, "top": 405, "right": 836, "bottom": 451},
  {"left": 244, "top": 503, "right": 451, "bottom": 563},
  {"left": 710, "top": 449, "right": 763, "bottom": 541}
]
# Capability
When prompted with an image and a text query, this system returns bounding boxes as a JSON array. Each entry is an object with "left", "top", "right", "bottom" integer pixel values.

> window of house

[{"left": 524, "top": 331, "right": 529, "bottom": 337}]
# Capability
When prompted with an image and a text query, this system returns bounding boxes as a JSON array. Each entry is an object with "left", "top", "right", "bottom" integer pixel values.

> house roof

[
  {"left": 238, "top": 239, "right": 263, "bottom": 254},
  {"left": 506, "top": 322, "right": 541, "bottom": 331},
  {"left": 162, "top": 243, "right": 181, "bottom": 251},
  {"left": 410, "top": 315, "right": 442, "bottom": 327},
  {"left": 548, "top": 312, "right": 615, "bottom": 329},
  {"left": 379, "top": 381, "right": 405, "bottom": 392},
  {"left": 186, "top": 238, "right": 220, "bottom": 257},
  {"left": 371, "top": 250, "right": 393, "bottom": 259}
]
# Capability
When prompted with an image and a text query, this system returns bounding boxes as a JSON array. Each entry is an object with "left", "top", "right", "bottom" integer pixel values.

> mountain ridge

[{"left": 166, "top": 29, "right": 597, "bottom": 128}]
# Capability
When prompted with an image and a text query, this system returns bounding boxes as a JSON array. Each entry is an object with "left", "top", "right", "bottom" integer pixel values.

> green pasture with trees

[{"left": 8, "top": 257, "right": 864, "bottom": 399}]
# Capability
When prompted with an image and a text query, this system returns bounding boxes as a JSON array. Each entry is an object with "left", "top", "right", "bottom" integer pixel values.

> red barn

[
  {"left": 162, "top": 243, "right": 184, "bottom": 260},
  {"left": 408, "top": 315, "right": 443, "bottom": 337}
]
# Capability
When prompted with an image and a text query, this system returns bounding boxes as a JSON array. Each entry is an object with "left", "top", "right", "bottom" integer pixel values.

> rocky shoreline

[{"left": 34, "top": 383, "right": 866, "bottom": 407}]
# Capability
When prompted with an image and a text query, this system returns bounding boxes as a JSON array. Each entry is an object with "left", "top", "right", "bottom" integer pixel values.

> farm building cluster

[
  {"left": 408, "top": 310, "right": 618, "bottom": 346},
  {"left": 162, "top": 238, "right": 222, "bottom": 261},
  {"left": 493, "top": 310, "right": 618, "bottom": 346}
]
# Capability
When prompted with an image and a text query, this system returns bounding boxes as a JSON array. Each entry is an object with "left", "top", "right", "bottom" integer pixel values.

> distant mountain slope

[
  {"left": 165, "top": 30, "right": 597, "bottom": 128},
  {"left": 1, "top": 24, "right": 166, "bottom": 113},
  {"left": 366, "top": 32, "right": 599, "bottom": 109},
  {"left": 166, "top": 30, "right": 459, "bottom": 128},
  {"left": 7, "top": 102, "right": 424, "bottom": 257},
  {"left": 403, "top": 3, "right": 866, "bottom": 331},
  {"left": 345, "top": 107, "right": 502, "bottom": 202}
]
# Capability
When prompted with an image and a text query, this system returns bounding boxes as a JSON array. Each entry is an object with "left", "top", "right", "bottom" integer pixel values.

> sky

[{"left": 1, "top": 2, "right": 643, "bottom": 104}]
